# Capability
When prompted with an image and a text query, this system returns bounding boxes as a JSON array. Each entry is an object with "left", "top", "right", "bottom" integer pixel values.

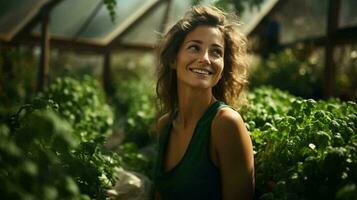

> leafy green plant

[
  {"left": 39, "top": 76, "right": 113, "bottom": 142},
  {"left": 117, "top": 142, "right": 151, "bottom": 175},
  {"left": 103, "top": 0, "right": 117, "bottom": 22},
  {"left": 36, "top": 76, "right": 124, "bottom": 198},
  {"left": 0, "top": 100, "right": 87, "bottom": 200},
  {"left": 113, "top": 79, "right": 156, "bottom": 148},
  {"left": 242, "top": 87, "right": 357, "bottom": 200},
  {"left": 0, "top": 76, "right": 145, "bottom": 199},
  {"left": 110, "top": 53, "right": 157, "bottom": 148}
]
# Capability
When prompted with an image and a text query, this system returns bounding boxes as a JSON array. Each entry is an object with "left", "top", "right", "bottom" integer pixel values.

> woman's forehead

[{"left": 183, "top": 25, "right": 225, "bottom": 47}]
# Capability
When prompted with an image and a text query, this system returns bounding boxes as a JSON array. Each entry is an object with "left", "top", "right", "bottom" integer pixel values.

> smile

[{"left": 189, "top": 68, "right": 213, "bottom": 75}]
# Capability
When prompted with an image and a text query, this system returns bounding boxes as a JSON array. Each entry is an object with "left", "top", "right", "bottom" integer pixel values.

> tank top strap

[
  {"left": 189, "top": 100, "right": 230, "bottom": 159},
  {"left": 199, "top": 100, "right": 230, "bottom": 125}
]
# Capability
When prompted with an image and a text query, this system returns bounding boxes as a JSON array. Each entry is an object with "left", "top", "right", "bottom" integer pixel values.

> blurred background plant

[
  {"left": 249, "top": 44, "right": 357, "bottom": 100},
  {"left": 0, "top": 46, "right": 37, "bottom": 117},
  {"left": 110, "top": 52, "right": 156, "bottom": 148},
  {"left": 249, "top": 47, "right": 324, "bottom": 99}
]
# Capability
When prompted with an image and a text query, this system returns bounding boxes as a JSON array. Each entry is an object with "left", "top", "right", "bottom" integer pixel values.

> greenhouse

[{"left": 0, "top": 0, "right": 356, "bottom": 199}]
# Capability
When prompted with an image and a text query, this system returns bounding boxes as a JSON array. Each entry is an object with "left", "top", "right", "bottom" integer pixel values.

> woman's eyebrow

[
  {"left": 185, "top": 40, "right": 223, "bottom": 49},
  {"left": 212, "top": 44, "right": 224, "bottom": 49},
  {"left": 185, "top": 40, "right": 202, "bottom": 45}
]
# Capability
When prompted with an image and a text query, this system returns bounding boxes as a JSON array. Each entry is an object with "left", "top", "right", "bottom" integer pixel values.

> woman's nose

[{"left": 198, "top": 50, "right": 211, "bottom": 65}]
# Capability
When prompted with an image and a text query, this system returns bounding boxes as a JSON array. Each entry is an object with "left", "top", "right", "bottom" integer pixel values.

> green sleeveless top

[{"left": 154, "top": 101, "right": 230, "bottom": 200}]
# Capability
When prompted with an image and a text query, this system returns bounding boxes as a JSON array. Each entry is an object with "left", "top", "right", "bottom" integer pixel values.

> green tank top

[{"left": 154, "top": 101, "right": 229, "bottom": 200}]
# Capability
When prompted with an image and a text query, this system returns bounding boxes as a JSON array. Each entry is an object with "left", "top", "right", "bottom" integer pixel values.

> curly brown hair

[{"left": 156, "top": 5, "right": 248, "bottom": 118}]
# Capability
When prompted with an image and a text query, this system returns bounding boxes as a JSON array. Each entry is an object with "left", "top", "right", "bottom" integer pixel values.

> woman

[{"left": 154, "top": 5, "right": 254, "bottom": 200}]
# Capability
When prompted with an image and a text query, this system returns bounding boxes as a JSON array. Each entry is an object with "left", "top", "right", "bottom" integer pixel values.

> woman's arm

[{"left": 212, "top": 108, "right": 255, "bottom": 200}]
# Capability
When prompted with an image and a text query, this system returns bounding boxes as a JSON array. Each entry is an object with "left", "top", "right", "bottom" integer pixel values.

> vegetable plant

[{"left": 241, "top": 87, "right": 357, "bottom": 200}]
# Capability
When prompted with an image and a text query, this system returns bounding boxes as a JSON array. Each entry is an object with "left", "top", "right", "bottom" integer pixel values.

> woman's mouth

[{"left": 189, "top": 68, "right": 213, "bottom": 75}]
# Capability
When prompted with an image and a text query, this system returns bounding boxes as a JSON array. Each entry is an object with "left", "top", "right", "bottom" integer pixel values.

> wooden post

[
  {"left": 103, "top": 48, "right": 112, "bottom": 96},
  {"left": 37, "top": 9, "right": 50, "bottom": 92},
  {"left": 324, "top": 0, "right": 340, "bottom": 97}
]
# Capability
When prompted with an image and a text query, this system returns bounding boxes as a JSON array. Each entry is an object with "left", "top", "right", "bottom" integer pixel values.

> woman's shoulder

[
  {"left": 211, "top": 106, "right": 254, "bottom": 200},
  {"left": 211, "top": 105, "right": 253, "bottom": 169},
  {"left": 213, "top": 106, "right": 244, "bottom": 126},
  {"left": 211, "top": 106, "right": 248, "bottom": 143}
]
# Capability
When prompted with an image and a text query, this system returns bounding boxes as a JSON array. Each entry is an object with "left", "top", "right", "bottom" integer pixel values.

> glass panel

[
  {"left": 164, "top": 0, "right": 191, "bottom": 32},
  {"left": 240, "top": 0, "right": 279, "bottom": 34},
  {"left": 0, "top": 0, "right": 48, "bottom": 40},
  {"left": 121, "top": 1, "right": 167, "bottom": 45},
  {"left": 339, "top": 0, "right": 357, "bottom": 28},
  {"left": 275, "top": 0, "right": 328, "bottom": 44},
  {"left": 32, "top": 0, "right": 101, "bottom": 37},
  {"left": 79, "top": 0, "right": 156, "bottom": 41},
  {"left": 121, "top": 0, "right": 275, "bottom": 45}
]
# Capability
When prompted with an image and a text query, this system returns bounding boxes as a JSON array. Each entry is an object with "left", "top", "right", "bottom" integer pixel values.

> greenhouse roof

[
  {"left": 1, "top": 0, "right": 178, "bottom": 51},
  {"left": 249, "top": 0, "right": 357, "bottom": 46},
  {"left": 1, "top": 0, "right": 356, "bottom": 52},
  {"left": 0, "top": 0, "right": 283, "bottom": 52}
]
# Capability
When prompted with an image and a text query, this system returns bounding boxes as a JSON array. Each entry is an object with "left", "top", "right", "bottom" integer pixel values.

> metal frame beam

[{"left": 7, "top": 34, "right": 154, "bottom": 53}]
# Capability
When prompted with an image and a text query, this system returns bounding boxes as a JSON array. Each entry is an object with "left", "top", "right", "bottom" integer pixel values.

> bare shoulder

[
  {"left": 211, "top": 107, "right": 251, "bottom": 154},
  {"left": 211, "top": 107, "right": 255, "bottom": 199},
  {"left": 212, "top": 107, "right": 247, "bottom": 134}
]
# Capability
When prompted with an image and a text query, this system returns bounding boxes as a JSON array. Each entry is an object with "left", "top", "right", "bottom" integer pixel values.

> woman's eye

[
  {"left": 188, "top": 45, "right": 199, "bottom": 52},
  {"left": 211, "top": 49, "right": 223, "bottom": 57}
]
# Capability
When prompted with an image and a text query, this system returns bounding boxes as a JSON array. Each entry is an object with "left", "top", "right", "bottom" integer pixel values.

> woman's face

[{"left": 174, "top": 25, "right": 225, "bottom": 90}]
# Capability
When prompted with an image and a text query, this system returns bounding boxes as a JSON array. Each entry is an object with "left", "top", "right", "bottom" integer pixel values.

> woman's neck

[{"left": 175, "top": 86, "right": 215, "bottom": 129}]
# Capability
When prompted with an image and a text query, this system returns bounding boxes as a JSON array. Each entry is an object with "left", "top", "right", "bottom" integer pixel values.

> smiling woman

[{"left": 154, "top": 5, "right": 254, "bottom": 200}]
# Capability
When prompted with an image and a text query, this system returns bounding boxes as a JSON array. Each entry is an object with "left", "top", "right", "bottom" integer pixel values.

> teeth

[{"left": 191, "top": 68, "right": 210, "bottom": 75}]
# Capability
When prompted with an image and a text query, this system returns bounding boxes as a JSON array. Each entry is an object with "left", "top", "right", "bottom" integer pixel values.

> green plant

[
  {"left": 111, "top": 53, "right": 157, "bottom": 148},
  {"left": 37, "top": 76, "right": 123, "bottom": 198},
  {"left": 0, "top": 76, "right": 137, "bottom": 199},
  {"left": 39, "top": 76, "right": 113, "bottom": 142},
  {"left": 113, "top": 79, "right": 156, "bottom": 148},
  {"left": 103, "top": 0, "right": 117, "bottom": 22},
  {"left": 117, "top": 142, "right": 151, "bottom": 175},
  {"left": 0, "top": 100, "right": 87, "bottom": 200},
  {"left": 241, "top": 87, "right": 357, "bottom": 199}
]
